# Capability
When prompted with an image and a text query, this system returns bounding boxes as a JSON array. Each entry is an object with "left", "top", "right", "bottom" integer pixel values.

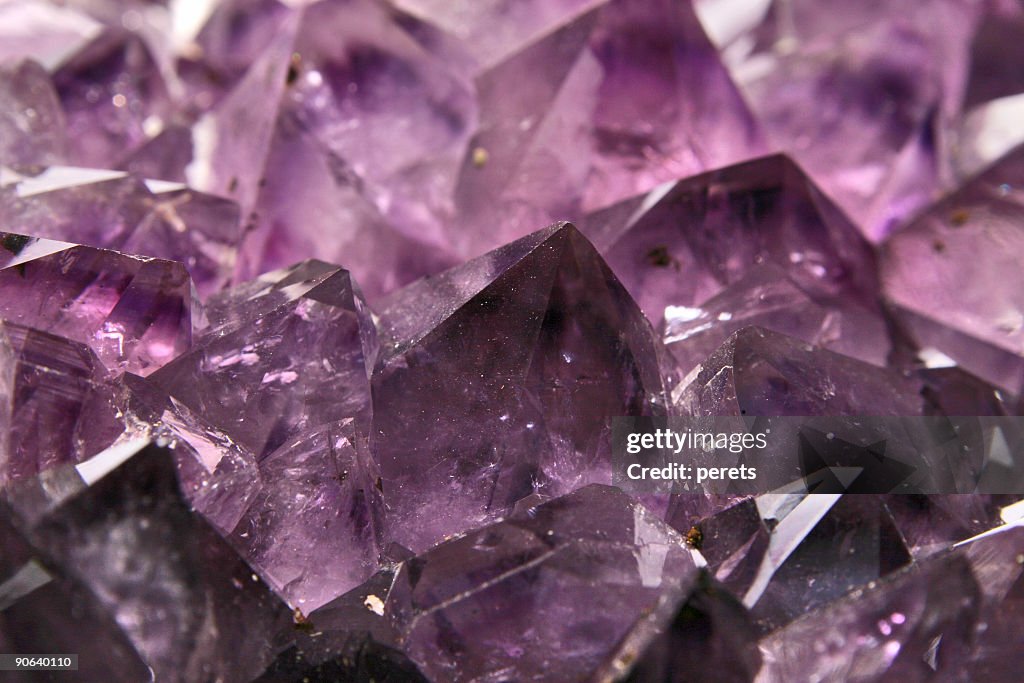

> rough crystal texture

[
  {"left": 757, "top": 553, "right": 980, "bottom": 681},
  {"left": 677, "top": 327, "right": 923, "bottom": 417},
  {"left": 0, "top": 60, "right": 65, "bottom": 167},
  {"left": 712, "top": 0, "right": 977, "bottom": 240},
  {"left": 0, "top": 231, "right": 193, "bottom": 375},
  {"left": 0, "top": 321, "right": 119, "bottom": 486},
  {"left": 53, "top": 29, "right": 172, "bottom": 169},
  {"left": 373, "top": 223, "right": 666, "bottom": 552},
  {"left": 585, "top": 154, "right": 881, "bottom": 332},
  {"left": 0, "top": 441, "right": 292, "bottom": 683},
  {"left": 454, "top": 0, "right": 766, "bottom": 253},
  {"left": 882, "top": 142, "right": 1024, "bottom": 395},
  {"left": 386, "top": 485, "right": 698, "bottom": 682},
  {"left": 227, "top": 419, "right": 382, "bottom": 612},
  {"left": 150, "top": 261, "right": 376, "bottom": 459},
  {"left": 664, "top": 264, "right": 890, "bottom": 376},
  {"left": 0, "top": 166, "right": 242, "bottom": 297}
]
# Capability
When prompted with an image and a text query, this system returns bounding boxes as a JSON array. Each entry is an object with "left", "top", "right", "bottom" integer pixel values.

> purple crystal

[
  {"left": 228, "top": 420, "right": 382, "bottom": 612},
  {"left": 372, "top": 223, "right": 666, "bottom": 552},
  {"left": 664, "top": 264, "right": 890, "bottom": 377},
  {"left": 0, "top": 166, "right": 242, "bottom": 297},
  {"left": 149, "top": 260, "right": 376, "bottom": 459},
  {"left": 715, "top": 0, "right": 977, "bottom": 240},
  {"left": 1, "top": 440, "right": 293, "bottom": 682},
  {"left": 454, "top": 0, "right": 766, "bottom": 253},
  {"left": 0, "top": 60, "right": 65, "bottom": 167},
  {"left": 585, "top": 154, "right": 881, "bottom": 331},
  {"left": 882, "top": 142, "right": 1024, "bottom": 394},
  {"left": 678, "top": 327, "right": 924, "bottom": 417},
  {"left": 757, "top": 552, "right": 980, "bottom": 681},
  {"left": 0, "top": 321, "right": 120, "bottom": 486},
  {"left": 53, "top": 29, "right": 172, "bottom": 169},
  {"left": 0, "top": 231, "right": 193, "bottom": 375},
  {"left": 386, "top": 485, "right": 698, "bottom": 682}
]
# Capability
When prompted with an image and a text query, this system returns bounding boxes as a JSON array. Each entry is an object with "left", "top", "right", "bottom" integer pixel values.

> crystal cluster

[{"left": 1, "top": 0, "right": 1023, "bottom": 681}]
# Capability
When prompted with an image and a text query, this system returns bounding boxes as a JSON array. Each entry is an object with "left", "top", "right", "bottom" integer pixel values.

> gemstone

[
  {"left": 386, "top": 485, "right": 698, "bottom": 682},
  {"left": 713, "top": 0, "right": 978, "bottom": 240},
  {"left": 0, "top": 440, "right": 293, "bottom": 682},
  {"left": 0, "top": 231, "right": 194, "bottom": 375},
  {"left": 626, "top": 573, "right": 762, "bottom": 683},
  {"left": 0, "top": 166, "right": 242, "bottom": 297},
  {"left": 148, "top": 260, "right": 376, "bottom": 459},
  {"left": 0, "top": 321, "right": 119, "bottom": 487},
  {"left": 585, "top": 154, "right": 880, "bottom": 331},
  {"left": 664, "top": 264, "right": 890, "bottom": 377},
  {"left": 372, "top": 223, "right": 666, "bottom": 552},
  {"left": 676, "top": 327, "right": 923, "bottom": 417},
  {"left": 881, "top": 142, "right": 1024, "bottom": 395},
  {"left": 757, "top": 552, "right": 980, "bottom": 681},
  {"left": 0, "top": 59, "right": 65, "bottom": 167},
  {"left": 454, "top": 0, "right": 766, "bottom": 254},
  {"left": 227, "top": 419, "right": 383, "bottom": 612},
  {"left": 53, "top": 29, "right": 172, "bottom": 169}
]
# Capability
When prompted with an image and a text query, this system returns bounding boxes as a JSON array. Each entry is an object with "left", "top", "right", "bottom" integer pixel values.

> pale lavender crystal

[
  {"left": 227, "top": 419, "right": 382, "bottom": 612},
  {"left": 177, "top": 0, "right": 292, "bottom": 114},
  {"left": 678, "top": 327, "right": 923, "bottom": 417},
  {"left": 53, "top": 29, "right": 172, "bottom": 169},
  {"left": 372, "top": 223, "right": 666, "bottom": 552},
  {"left": 0, "top": 231, "right": 193, "bottom": 375},
  {"left": 0, "top": 1, "right": 100, "bottom": 69},
  {"left": 0, "top": 166, "right": 243, "bottom": 297},
  {"left": 1, "top": 441, "right": 292, "bottom": 683},
  {"left": 687, "top": 497, "right": 769, "bottom": 596},
  {"left": 664, "top": 264, "right": 890, "bottom": 377},
  {"left": 454, "top": 0, "right": 766, "bottom": 253},
  {"left": 0, "top": 321, "right": 118, "bottom": 486},
  {"left": 245, "top": 111, "right": 457, "bottom": 303},
  {"left": 149, "top": 261, "right": 376, "bottom": 459},
  {"left": 714, "top": 0, "right": 978, "bottom": 240},
  {"left": 882, "top": 142, "right": 1024, "bottom": 394},
  {"left": 237, "top": 0, "right": 473, "bottom": 293},
  {"left": 186, "top": 11, "right": 299, "bottom": 219},
  {"left": 585, "top": 154, "right": 881, "bottom": 331},
  {"left": 386, "top": 485, "right": 698, "bottom": 683},
  {"left": 0, "top": 60, "right": 65, "bottom": 167},
  {"left": 393, "top": 0, "right": 598, "bottom": 69}
]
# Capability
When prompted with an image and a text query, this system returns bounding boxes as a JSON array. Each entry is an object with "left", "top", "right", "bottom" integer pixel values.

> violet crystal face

[{"left": 1, "top": 0, "right": 1024, "bottom": 681}]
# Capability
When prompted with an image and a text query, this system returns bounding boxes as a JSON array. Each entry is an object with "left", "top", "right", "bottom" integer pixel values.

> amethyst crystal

[
  {"left": 677, "top": 327, "right": 923, "bottom": 417},
  {"left": 1, "top": 440, "right": 292, "bottom": 682},
  {"left": 0, "top": 0, "right": 1023, "bottom": 680},
  {"left": 0, "top": 231, "right": 193, "bottom": 375},
  {"left": 149, "top": 260, "right": 376, "bottom": 459},
  {"left": 882, "top": 142, "right": 1024, "bottom": 395},
  {"left": 372, "top": 223, "right": 666, "bottom": 552},
  {"left": 0, "top": 321, "right": 118, "bottom": 486},
  {"left": 386, "top": 485, "right": 698, "bottom": 682},
  {"left": 585, "top": 154, "right": 881, "bottom": 332}
]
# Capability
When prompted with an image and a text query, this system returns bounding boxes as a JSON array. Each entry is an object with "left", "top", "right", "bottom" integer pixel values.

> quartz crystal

[
  {"left": 372, "top": 223, "right": 666, "bottom": 552},
  {"left": 0, "top": 0, "right": 1022, "bottom": 680},
  {"left": 708, "top": 0, "right": 978, "bottom": 240},
  {"left": 386, "top": 485, "right": 698, "bottom": 682},
  {"left": 0, "top": 441, "right": 292, "bottom": 683},
  {"left": 882, "top": 142, "right": 1024, "bottom": 395},
  {"left": 585, "top": 154, "right": 881, "bottom": 332}
]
